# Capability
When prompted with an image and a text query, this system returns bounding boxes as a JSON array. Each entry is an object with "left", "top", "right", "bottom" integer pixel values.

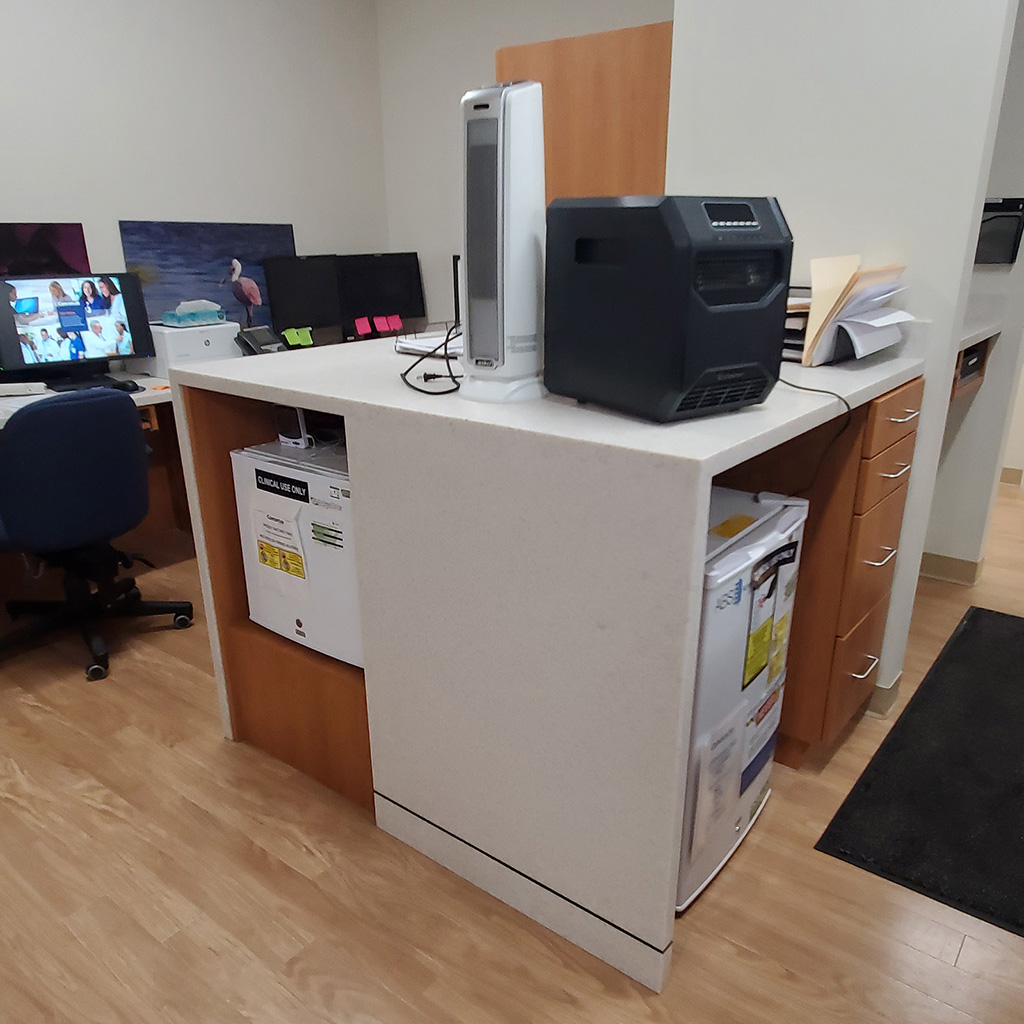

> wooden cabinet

[
  {"left": 862, "top": 376, "right": 924, "bottom": 457},
  {"left": 823, "top": 595, "right": 891, "bottom": 741},
  {"left": 837, "top": 482, "right": 908, "bottom": 634},
  {"left": 717, "top": 376, "right": 923, "bottom": 766},
  {"left": 854, "top": 430, "right": 916, "bottom": 514}
]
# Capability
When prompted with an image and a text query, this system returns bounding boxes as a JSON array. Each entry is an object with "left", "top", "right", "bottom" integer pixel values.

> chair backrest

[{"left": 0, "top": 389, "right": 149, "bottom": 552}]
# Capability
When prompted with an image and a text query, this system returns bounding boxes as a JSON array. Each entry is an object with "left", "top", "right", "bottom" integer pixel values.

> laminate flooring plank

[{"left": 0, "top": 493, "right": 1022, "bottom": 1023}]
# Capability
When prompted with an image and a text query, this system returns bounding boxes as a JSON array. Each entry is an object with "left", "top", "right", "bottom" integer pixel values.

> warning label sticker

[
  {"left": 744, "top": 617, "right": 771, "bottom": 688},
  {"left": 257, "top": 540, "right": 282, "bottom": 570},
  {"left": 280, "top": 549, "right": 306, "bottom": 578},
  {"left": 254, "top": 508, "right": 307, "bottom": 581}
]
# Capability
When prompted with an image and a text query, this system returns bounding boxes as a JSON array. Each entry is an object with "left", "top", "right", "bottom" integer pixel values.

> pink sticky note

[
  {"left": 373, "top": 315, "right": 390, "bottom": 332},
  {"left": 354, "top": 316, "right": 372, "bottom": 335},
  {"left": 387, "top": 314, "right": 403, "bottom": 331}
]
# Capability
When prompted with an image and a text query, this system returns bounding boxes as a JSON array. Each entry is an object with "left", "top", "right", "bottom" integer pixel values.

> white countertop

[
  {"left": 172, "top": 341, "right": 923, "bottom": 475},
  {"left": 172, "top": 338, "right": 925, "bottom": 987},
  {"left": 0, "top": 374, "right": 171, "bottom": 428}
]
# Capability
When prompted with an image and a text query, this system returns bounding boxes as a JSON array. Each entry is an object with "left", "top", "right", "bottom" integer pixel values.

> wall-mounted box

[{"left": 952, "top": 337, "right": 992, "bottom": 400}]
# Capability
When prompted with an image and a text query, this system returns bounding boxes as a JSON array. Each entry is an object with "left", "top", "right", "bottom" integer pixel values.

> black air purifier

[{"left": 544, "top": 196, "right": 793, "bottom": 422}]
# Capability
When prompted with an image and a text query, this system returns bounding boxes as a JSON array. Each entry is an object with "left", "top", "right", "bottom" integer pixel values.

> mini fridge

[
  {"left": 230, "top": 441, "right": 363, "bottom": 667},
  {"left": 677, "top": 488, "right": 808, "bottom": 912}
]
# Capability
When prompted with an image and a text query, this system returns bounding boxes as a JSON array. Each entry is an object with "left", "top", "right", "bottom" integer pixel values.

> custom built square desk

[
  {"left": 171, "top": 342, "right": 923, "bottom": 991},
  {"left": 0, "top": 374, "right": 173, "bottom": 427}
]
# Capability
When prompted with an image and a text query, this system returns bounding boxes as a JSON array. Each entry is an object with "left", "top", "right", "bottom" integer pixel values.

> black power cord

[
  {"left": 777, "top": 377, "right": 854, "bottom": 493},
  {"left": 400, "top": 324, "right": 463, "bottom": 395}
]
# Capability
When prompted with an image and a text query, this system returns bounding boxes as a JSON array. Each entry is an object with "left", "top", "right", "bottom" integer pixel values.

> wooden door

[{"left": 495, "top": 22, "right": 673, "bottom": 203}]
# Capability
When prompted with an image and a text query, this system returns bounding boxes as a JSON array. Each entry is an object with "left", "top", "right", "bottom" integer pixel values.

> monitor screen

[
  {"left": 263, "top": 255, "right": 344, "bottom": 333},
  {"left": 975, "top": 198, "right": 1024, "bottom": 265},
  {"left": 335, "top": 253, "right": 426, "bottom": 321},
  {"left": 1, "top": 273, "right": 153, "bottom": 376}
]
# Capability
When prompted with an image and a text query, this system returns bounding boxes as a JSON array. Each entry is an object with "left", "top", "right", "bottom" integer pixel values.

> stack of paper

[
  {"left": 782, "top": 288, "right": 812, "bottom": 362},
  {"left": 802, "top": 257, "right": 914, "bottom": 366}
]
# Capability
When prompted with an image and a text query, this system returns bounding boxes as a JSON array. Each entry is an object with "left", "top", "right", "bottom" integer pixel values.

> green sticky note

[{"left": 283, "top": 327, "right": 314, "bottom": 347}]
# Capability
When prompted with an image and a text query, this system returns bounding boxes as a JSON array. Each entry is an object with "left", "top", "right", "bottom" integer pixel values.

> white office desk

[
  {"left": 171, "top": 341, "right": 923, "bottom": 991},
  {"left": 0, "top": 374, "right": 172, "bottom": 428}
]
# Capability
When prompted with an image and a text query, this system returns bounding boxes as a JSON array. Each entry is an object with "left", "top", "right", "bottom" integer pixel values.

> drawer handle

[
  {"left": 888, "top": 409, "right": 920, "bottom": 424},
  {"left": 879, "top": 463, "right": 911, "bottom": 479},
  {"left": 850, "top": 654, "right": 880, "bottom": 680},
  {"left": 864, "top": 546, "right": 898, "bottom": 567}
]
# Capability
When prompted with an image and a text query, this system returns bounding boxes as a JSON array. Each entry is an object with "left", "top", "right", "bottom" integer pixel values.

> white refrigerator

[
  {"left": 677, "top": 488, "right": 808, "bottom": 912},
  {"left": 230, "top": 442, "right": 363, "bottom": 667}
]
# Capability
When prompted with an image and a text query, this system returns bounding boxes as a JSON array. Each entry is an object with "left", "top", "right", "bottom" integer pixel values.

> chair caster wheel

[
  {"left": 85, "top": 663, "right": 108, "bottom": 681},
  {"left": 173, "top": 614, "right": 193, "bottom": 629}
]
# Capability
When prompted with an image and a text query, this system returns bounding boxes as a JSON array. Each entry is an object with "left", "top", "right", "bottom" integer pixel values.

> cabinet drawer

[
  {"left": 855, "top": 431, "right": 917, "bottom": 514},
  {"left": 823, "top": 596, "right": 891, "bottom": 743},
  {"left": 863, "top": 377, "right": 924, "bottom": 458},
  {"left": 837, "top": 482, "right": 908, "bottom": 635}
]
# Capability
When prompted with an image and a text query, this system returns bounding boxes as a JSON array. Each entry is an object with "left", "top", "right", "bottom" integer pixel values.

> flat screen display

[
  {"left": 335, "top": 253, "right": 426, "bottom": 321},
  {"left": 263, "top": 255, "right": 344, "bottom": 333},
  {"left": 263, "top": 252, "right": 427, "bottom": 334},
  {"left": 1, "top": 273, "right": 153, "bottom": 373}
]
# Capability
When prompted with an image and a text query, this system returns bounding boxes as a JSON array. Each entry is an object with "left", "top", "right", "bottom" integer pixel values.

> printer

[
  {"left": 124, "top": 320, "right": 243, "bottom": 379},
  {"left": 544, "top": 196, "right": 793, "bottom": 422}
]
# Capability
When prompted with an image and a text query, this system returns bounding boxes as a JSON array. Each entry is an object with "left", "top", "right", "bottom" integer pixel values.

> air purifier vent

[{"left": 676, "top": 368, "right": 770, "bottom": 415}]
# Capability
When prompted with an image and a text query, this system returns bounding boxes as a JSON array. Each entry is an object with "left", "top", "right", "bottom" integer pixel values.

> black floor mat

[{"left": 816, "top": 606, "right": 1024, "bottom": 936}]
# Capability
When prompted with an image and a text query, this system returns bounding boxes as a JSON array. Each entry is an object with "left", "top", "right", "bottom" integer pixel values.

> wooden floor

[{"left": 2, "top": 489, "right": 1023, "bottom": 1023}]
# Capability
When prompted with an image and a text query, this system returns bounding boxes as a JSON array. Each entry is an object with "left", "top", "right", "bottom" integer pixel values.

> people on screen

[
  {"left": 80, "top": 279, "right": 107, "bottom": 316},
  {"left": 37, "top": 327, "right": 58, "bottom": 361},
  {"left": 48, "top": 280, "right": 76, "bottom": 305},
  {"left": 61, "top": 329, "right": 86, "bottom": 360},
  {"left": 113, "top": 320, "right": 132, "bottom": 355},
  {"left": 98, "top": 277, "right": 127, "bottom": 323},
  {"left": 86, "top": 319, "right": 114, "bottom": 358},
  {"left": 8, "top": 277, "right": 135, "bottom": 367},
  {"left": 48, "top": 329, "right": 72, "bottom": 361},
  {"left": 7, "top": 282, "right": 43, "bottom": 325},
  {"left": 18, "top": 332, "right": 38, "bottom": 364}
]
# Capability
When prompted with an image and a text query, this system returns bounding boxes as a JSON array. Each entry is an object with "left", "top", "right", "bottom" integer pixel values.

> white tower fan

[{"left": 460, "top": 80, "right": 546, "bottom": 402}]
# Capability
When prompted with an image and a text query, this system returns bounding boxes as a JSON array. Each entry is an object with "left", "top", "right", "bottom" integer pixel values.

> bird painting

[{"left": 223, "top": 258, "right": 262, "bottom": 327}]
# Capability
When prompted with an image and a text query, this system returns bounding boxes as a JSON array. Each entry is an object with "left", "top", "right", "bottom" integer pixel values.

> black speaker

[{"left": 544, "top": 196, "right": 793, "bottom": 422}]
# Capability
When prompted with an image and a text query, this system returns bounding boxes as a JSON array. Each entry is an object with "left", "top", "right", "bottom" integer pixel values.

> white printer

[
  {"left": 230, "top": 441, "right": 363, "bottom": 667},
  {"left": 125, "top": 320, "right": 242, "bottom": 378}
]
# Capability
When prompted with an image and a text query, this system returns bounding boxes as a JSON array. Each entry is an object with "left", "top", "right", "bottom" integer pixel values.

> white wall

[
  {"left": 1, "top": 0, "right": 388, "bottom": 270},
  {"left": 926, "top": 5, "right": 1024, "bottom": 558},
  {"left": 666, "top": 0, "right": 1017, "bottom": 693},
  {"left": 373, "top": 0, "right": 674, "bottom": 322},
  {"left": 990, "top": 7, "right": 1024, "bottom": 199},
  {"left": 994, "top": 4, "right": 1024, "bottom": 484},
  {"left": 1006, "top": 371, "right": 1024, "bottom": 475}
]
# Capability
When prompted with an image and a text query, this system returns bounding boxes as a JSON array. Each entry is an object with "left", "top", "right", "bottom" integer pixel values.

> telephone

[{"left": 235, "top": 326, "right": 287, "bottom": 356}]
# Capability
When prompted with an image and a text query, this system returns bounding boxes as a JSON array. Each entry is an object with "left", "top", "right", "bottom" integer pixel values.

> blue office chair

[{"left": 0, "top": 389, "right": 193, "bottom": 680}]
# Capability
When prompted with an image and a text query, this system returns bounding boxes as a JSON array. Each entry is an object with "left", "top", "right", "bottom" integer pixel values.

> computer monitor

[
  {"left": 335, "top": 252, "right": 426, "bottom": 321},
  {"left": 263, "top": 252, "right": 427, "bottom": 336},
  {"left": 1, "top": 273, "right": 154, "bottom": 383},
  {"left": 263, "top": 255, "right": 344, "bottom": 334}
]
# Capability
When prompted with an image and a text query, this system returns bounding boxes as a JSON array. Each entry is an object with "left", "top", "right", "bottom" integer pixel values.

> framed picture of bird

[{"left": 119, "top": 220, "right": 296, "bottom": 328}]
